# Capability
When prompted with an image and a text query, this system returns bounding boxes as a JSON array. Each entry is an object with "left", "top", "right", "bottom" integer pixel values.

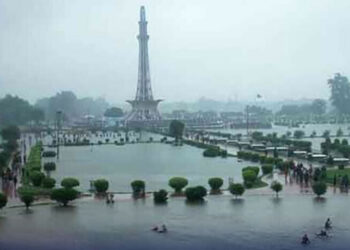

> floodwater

[
  {"left": 1, "top": 194, "right": 349, "bottom": 250},
  {"left": 49, "top": 143, "right": 248, "bottom": 192},
  {"left": 209, "top": 124, "right": 350, "bottom": 151}
]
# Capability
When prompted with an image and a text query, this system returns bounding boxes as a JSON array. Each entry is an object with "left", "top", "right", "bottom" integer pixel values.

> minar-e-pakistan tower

[{"left": 125, "top": 6, "right": 162, "bottom": 123}]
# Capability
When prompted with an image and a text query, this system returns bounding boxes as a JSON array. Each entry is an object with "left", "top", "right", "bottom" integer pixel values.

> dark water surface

[
  {"left": 49, "top": 144, "right": 248, "bottom": 192},
  {"left": 1, "top": 194, "right": 350, "bottom": 250}
]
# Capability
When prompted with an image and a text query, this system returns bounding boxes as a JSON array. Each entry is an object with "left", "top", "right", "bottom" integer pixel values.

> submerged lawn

[{"left": 326, "top": 168, "right": 350, "bottom": 184}]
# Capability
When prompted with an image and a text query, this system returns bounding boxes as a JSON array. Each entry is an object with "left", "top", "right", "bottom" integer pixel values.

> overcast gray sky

[{"left": 0, "top": 0, "right": 349, "bottom": 104}]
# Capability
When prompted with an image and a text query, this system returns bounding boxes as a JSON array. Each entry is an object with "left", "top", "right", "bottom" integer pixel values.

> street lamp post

[
  {"left": 56, "top": 110, "right": 62, "bottom": 160},
  {"left": 246, "top": 105, "right": 250, "bottom": 136}
]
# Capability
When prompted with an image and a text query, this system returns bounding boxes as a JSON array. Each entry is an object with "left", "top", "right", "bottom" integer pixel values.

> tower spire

[{"left": 125, "top": 6, "right": 162, "bottom": 124}]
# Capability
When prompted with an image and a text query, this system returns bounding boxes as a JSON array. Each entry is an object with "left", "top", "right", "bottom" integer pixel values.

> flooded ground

[
  {"left": 0, "top": 194, "right": 349, "bottom": 250},
  {"left": 208, "top": 123, "right": 350, "bottom": 151},
  {"left": 48, "top": 143, "right": 249, "bottom": 192}
]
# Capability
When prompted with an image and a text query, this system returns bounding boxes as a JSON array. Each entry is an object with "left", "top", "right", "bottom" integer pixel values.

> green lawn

[
  {"left": 246, "top": 177, "right": 268, "bottom": 189},
  {"left": 326, "top": 168, "right": 350, "bottom": 184}
]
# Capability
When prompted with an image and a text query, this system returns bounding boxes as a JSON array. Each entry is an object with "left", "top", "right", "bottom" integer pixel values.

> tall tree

[
  {"left": 104, "top": 107, "right": 123, "bottom": 117},
  {"left": 169, "top": 120, "right": 185, "bottom": 142},
  {"left": 0, "top": 95, "right": 44, "bottom": 127},
  {"left": 310, "top": 99, "right": 327, "bottom": 115},
  {"left": 1, "top": 125, "right": 20, "bottom": 141},
  {"left": 36, "top": 91, "right": 109, "bottom": 121},
  {"left": 328, "top": 73, "right": 350, "bottom": 114}
]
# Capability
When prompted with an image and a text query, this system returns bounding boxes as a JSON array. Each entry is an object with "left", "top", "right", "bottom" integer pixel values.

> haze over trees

[
  {"left": 35, "top": 91, "right": 109, "bottom": 121},
  {"left": 277, "top": 99, "right": 327, "bottom": 116},
  {"left": 328, "top": 73, "right": 350, "bottom": 114},
  {"left": 0, "top": 95, "right": 44, "bottom": 127},
  {"left": 104, "top": 107, "right": 124, "bottom": 117}
]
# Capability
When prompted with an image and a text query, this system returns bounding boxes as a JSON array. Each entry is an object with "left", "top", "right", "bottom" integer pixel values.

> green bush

[
  {"left": 293, "top": 130, "right": 305, "bottom": 139},
  {"left": 262, "top": 164, "right": 273, "bottom": 175},
  {"left": 259, "top": 155, "right": 267, "bottom": 164},
  {"left": 338, "top": 165, "right": 345, "bottom": 170},
  {"left": 265, "top": 157, "right": 276, "bottom": 164},
  {"left": 0, "top": 193, "right": 7, "bottom": 209},
  {"left": 17, "top": 185, "right": 52, "bottom": 196},
  {"left": 42, "top": 177, "right": 56, "bottom": 189},
  {"left": 153, "top": 189, "right": 168, "bottom": 203},
  {"left": 94, "top": 179, "right": 109, "bottom": 193},
  {"left": 242, "top": 166, "right": 260, "bottom": 176},
  {"left": 51, "top": 188, "right": 79, "bottom": 206},
  {"left": 203, "top": 147, "right": 220, "bottom": 157},
  {"left": 242, "top": 170, "right": 257, "bottom": 186},
  {"left": 229, "top": 183, "right": 245, "bottom": 198},
  {"left": 44, "top": 162, "right": 56, "bottom": 172},
  {"left": 42, "top": 151, "right": 56, "bottom": 158},
  {"left": 251, "top": 153, "right": 260, "bottom": 162},
  {"left": 30, "top": 171, "right": 45, "bottom": 187},
  {"left": 185, "top": 186, "right": 207, "bottom": 201},
  {"left": 20, "top": 191, "right": 35, "bottom": 209},
  {"left": 169, "top": 177, "right": 188, "bottom": 193},
  {"left": 312, "top": 182, "right": 327, "bottom": 197},
  {"left": 61, "top": 178, "right": 80, "bottom": 189},
  {"left": 208, "top": 177, "right": 224, "bottom": 192},
  {"left": 270, "top": 181, "right": 283, "bottom": 197},
  {"left": 131, "top": 180, "right": 145, "bottom": 196}
]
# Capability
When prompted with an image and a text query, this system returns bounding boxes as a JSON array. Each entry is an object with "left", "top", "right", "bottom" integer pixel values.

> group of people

[
  {"left": 151, "top": 224, "right": 167, "bottom": 233},
  {"left": 287, "top": 162, "right": 313, "bottom": 187},
  {"left": 301, "top": 218, "right": 332, "bottom": 245},
  {"left": 105, "top": 193, "right": 115, "bottom": 204},
  {"left": 1, "top": 167, "right": 19, "bottom": 196}
]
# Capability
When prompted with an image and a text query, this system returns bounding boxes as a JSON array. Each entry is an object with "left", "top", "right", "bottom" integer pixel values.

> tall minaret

[
  {"left": 136, "top": 6, "right": 153, "bottom": 101},
  {"left": 126, "top": 6, "right": 162, "bottom": 124}
]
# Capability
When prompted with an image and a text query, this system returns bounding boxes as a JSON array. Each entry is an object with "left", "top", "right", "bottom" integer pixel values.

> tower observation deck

[{"left": 125, "top": 6, "right": 162, "bottom": 125}]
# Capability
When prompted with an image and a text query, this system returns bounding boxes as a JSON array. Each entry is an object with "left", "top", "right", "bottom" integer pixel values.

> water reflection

[
  {"left": 230, "top": 198, "right": 245, "bottom": 206},
  {"left": 313, "top": 197, "right": 327, "bottom": 205},
  {"left": 271, "top": 197, "right": 282, "bottom": 206},
  {"left": 185, "top": 199, "right": 207, "bottom": 206},
  {"left": 1, "top": 194, "right": 350, "bottom": 250}
]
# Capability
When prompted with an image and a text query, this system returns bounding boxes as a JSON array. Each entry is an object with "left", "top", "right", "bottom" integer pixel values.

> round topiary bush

[
  {"left": 153, "top": 189, "right": 168, "bottom": 203},
  {"left": 42, "top": 151, "right": 57, "bottom": 158},
  {"left": 312, "top": 181, "right": 327, "bottom": 197},
  {"left": 20, "top": 191, "right": 35, "bottom": 209},
  {"left": 42, "top": 177, "right": 56, "bottom": 189},
  {"left": 61, "top": 178, "right": 80, "bottom": 189},
  {"left": 208, "top": 177, "right": 224, "bottom": 194},
  {"left": 0, "top": 192, "right": 7, "bottom": 209},
  {"left": 51, "top": 188, "right": 79, "bottom": 206},
  {"left": 229, "top": 183, "right": 245, "bottom": 198},
  {"left": 131, "top": 180, "right": 145, "bottom": 197},
  {"left": 262, "top": 164, "right": 273, "bottom": 175},
  {"left": 94, "top": 179, "right": 109, "bottom": 193},
  {"left": 270, "top": 181, "right": 283, "bottom": 198},
  {"left": 203, "top": 147, "right": 220, "bottom": 157},
  {"left": 185, "top": 186, "right": 207, "bottom": 201},
  {"left": 169, "top": 177, "right": 188, "bottom": 194},
  {"left": 30, "top": 171, "right": 45, "bottom": 187},
  {"left": 242, "top": 170, "right": 257, "bottom": 185},
  {"left": 44, "top": 162, "right": 56, "bottom": 173},
  {"left": 242, "top": 166, "right": 260, "bottom": 176}
]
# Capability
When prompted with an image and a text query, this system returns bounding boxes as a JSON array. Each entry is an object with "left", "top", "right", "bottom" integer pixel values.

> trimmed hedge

[
  {"left": 51, "top": 188, "right": 79, "bottom": 206},
  {"left": 229, "top": 183, "right": 245, "bottom": 198},
  {"left": 153, "top": 189, "right": 168, "bottom": 203},
  {"left": 185, "top": 186, "right": 207, "bottom": 201},
  {"left": 94, "top": 179, "right": 109, "bottom": 193},
  {"left": 42, "top": 177, "right": 56, "bottom": 189},
  {"left": 208, "top": 177, "right": 224, "bottom": 192},
  {"left": 0, "top": 193, "right": 7, "bottom": 209},
  {"left": 169, "top": 177, "right": 188, "bottom": 193},
  {"left": 262, "top": 164, "right": 273, "bottom": 175},
  {"left": 61, "top": 178, "right": 80, "bottom": 189}
]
